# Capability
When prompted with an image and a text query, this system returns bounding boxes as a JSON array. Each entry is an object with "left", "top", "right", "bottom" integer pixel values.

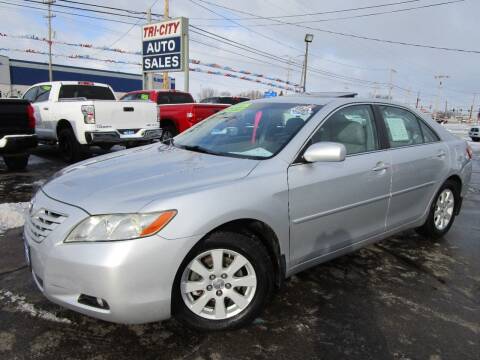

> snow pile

[
  {"left": 0, "top": 289, "right": 72, "bottom": 324},
  {"left": 0, "top": 202, "right": 29, "bottom": 234}
]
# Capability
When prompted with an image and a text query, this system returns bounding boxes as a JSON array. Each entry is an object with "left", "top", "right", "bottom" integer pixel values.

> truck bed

[{"left": 0, "top": 99, "right": 35, "bottom": 138}]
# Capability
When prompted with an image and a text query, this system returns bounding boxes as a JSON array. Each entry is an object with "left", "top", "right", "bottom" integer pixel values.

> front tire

[
  {"left": 3, "top": 154, "right": 29, "bottom": 171},
  {"left": 417, "top": 180, "right": 459, "bottom": 239},
  {"left": 173, "top": 231, "right": 274, "bottom": 331}
]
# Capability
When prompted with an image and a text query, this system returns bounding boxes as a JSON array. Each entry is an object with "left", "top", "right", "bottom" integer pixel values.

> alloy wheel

[
  {"left": 180, "top": 249, "right": 257, "bottom": 320},
  {"left": 434, "top": 189, "right": 455, "bottom": 231}
]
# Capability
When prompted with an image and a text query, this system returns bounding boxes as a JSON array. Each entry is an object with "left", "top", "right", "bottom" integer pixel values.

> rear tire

[
  {"left": 417, "top": 179, "right": 460, "bottom": 239},
  {"left": 3, "top": 154, "right": 29, "bottom": 171},
  {"left": 58, "top": 128, "right": 83, "bottom": 163},
  {"left": 161, "top": 124, "right": 178, "bottom": 144},
  {"left": 173, "top": 231, "right": 274, "bottom": 331}
]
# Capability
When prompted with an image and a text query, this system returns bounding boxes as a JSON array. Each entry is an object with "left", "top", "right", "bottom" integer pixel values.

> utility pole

[
  {"left": 468, "top": 93, "right": 477, "bottom": 123},
  {"left": 44, "top": 0, "right": 55, "bottom": 81},
  {"left": 433, "top": 75, "right": 449, "bottom": 122},
  {"left": 388, "top": 68, "right": 397, "bottom": 100},
  {"left": 163, "top": 0, "right": 169, "bottom": 90},
  {"left": 405, "top": 87, "right": 411, "bottom": 106},
  {"left": 416, "top": 91, "right": 421, "bottom": 109},
  {"left": 144, "top": 8, "right": 154, "bottom": 90}
]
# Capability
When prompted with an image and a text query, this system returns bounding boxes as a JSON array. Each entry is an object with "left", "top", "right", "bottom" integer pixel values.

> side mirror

[{"left": 303, "top": 142, "right": 346, "bottom": 163}]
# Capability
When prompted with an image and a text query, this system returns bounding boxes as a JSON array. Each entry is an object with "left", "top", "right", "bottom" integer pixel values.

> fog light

[{"left": 78, "top": 294, "right": 110, "bottom": 310}]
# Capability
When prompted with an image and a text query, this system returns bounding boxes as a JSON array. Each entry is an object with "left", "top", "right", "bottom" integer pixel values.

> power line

[
  {"left": 20, "top": 0, "right": 148, "bottom": 20},
  {"left": 191, "top": 0, "right": 426, "bottom": 21},
  {"left": 0, "top": 0, "right": 141, "bottom": 25},
  {"left": 195, "top": 0, "right": 465, "bottom": 26},
  {"left": 187, "top": 0, "right": 305, "bottom": 54},
  {"left": 192, "top": 0, "right": 478, "bottom": 54}
]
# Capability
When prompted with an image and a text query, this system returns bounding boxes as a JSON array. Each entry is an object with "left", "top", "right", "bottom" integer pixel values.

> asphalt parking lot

[{"left": 0, "top": 143, "right": 479, "bottom": 360}]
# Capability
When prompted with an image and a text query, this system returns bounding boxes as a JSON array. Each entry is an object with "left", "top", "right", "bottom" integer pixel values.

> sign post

[{"left": 142, "top": 17, "right": 189, "bottom": 91}]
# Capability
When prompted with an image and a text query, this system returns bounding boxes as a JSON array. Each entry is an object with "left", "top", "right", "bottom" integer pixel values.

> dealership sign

[{"left": 142, "top": 17, "right": 188, "bottom": 73}]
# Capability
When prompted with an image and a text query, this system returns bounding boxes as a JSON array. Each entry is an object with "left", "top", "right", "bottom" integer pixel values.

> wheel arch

[
  {"left": 56, "top": 119, "right": 75, "bottom": 139},
  {"left": 160, "top": 118, "right": 177, "bottom": 131},
  {"left": 444, "top": 174, "right": 462, "bottom": 215},
  {"left": 208, "top": 218, "right": 285, "bottom": 289},
  {"left": 175, "top": 218, "right": 285, "bottom": 293}
]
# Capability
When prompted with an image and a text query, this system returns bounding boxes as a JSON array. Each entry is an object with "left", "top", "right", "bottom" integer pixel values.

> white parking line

[{"left": 0, "top": 289, "right": 72, "bottom": 324}]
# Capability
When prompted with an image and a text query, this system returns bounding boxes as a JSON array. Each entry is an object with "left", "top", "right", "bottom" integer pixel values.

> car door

[
  {"left": 376, "top": 105, "right": 449, "bottom": 230},
  {"left": 288, "top": 104, "right": 392, "bottom": 266},
  {"left": 32, "top": 85, "right": 55, "bottom": 139}
]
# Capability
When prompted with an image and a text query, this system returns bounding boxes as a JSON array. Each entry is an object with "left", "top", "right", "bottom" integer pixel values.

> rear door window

[
  {"left": 379, "top": 106, "right": 424, "bottom": 147},
  {"left": 419, "top": 120, "right": 440, "bottom": 143},
  {"left": 35, "top": 85, "right": 51, "bottom": 102}
]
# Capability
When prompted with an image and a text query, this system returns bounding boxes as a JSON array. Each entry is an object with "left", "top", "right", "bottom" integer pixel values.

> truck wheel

[
  {"left": 3, "top": 154, "right": 29, "bottom": 171},
  {"left": 99, "top": 144, "right": 114, "bottom": 151},
  {"left": 161, "top": 124, "right": 178, "bottom": 144},
  {"left": 173, "top": 230, "right": 274, "bottom": 331},
  {"left": 58, "top": 128, "right": 83, "bottom": 163}
]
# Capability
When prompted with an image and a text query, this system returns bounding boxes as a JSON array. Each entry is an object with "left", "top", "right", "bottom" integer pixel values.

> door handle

[
  {"left": 43, "top": 107, "right": 49, "bottom": 110},
  {"left": 372, "top": 162, "right": 390, "bottom": 172}
]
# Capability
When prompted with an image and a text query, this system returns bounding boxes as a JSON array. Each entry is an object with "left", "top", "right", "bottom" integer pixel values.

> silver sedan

[{"left": 24, "top": 97, "right": 473, "bottom": 331}]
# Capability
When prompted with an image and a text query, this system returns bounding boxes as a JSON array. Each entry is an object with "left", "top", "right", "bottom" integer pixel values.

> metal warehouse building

[{"left": 0, "top": 55, "right": 174, "bottom": 98}]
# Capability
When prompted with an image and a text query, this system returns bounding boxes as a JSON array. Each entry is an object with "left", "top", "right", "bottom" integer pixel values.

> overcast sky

[{"left": 0, "top": 0, "right": 478, "bottom": 109}]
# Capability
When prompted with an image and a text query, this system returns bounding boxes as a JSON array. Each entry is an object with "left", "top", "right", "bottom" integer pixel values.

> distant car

[
  {"left": 200, "top": 96, "right": 250, "bottom": 105},
  {"left": 121, "top": 90, "right": 229, "bottom": 142},
  {"left": 468, "top": 126, "right": 479, "bottom": 142},
  {"left": 0, "top": 99, "right": 37, "bottom": 170},
  {"left": 25, "top": 97, "right": 472, "bottom": 331}
]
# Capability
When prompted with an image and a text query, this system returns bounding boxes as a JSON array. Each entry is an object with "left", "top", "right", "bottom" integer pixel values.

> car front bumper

[
  {"left": 0, "top": 134, "right": 37, "bottom": 154},
  {"left": 85, "top": 128, "right": 163, "bottom": 144},
  {"left": 24, "top": 190, "right": 198, "bottom": 324}
]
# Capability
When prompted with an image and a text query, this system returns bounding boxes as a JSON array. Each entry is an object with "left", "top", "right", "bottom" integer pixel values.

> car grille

[{"left": 25, "top": 209, "right": 67, "bottom": 243}]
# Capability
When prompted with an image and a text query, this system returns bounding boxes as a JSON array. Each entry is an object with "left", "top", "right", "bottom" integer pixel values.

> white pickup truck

[{"left": 22, "top": 81, "right": 161, "bottom": 162}]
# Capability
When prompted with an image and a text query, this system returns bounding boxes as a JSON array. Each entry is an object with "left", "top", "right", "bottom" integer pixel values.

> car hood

[{"left": 42, "top": 144, "right": 259, "bottom": 214}]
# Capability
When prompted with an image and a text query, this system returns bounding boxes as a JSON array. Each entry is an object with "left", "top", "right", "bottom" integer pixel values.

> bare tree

[
  {"left": 197, "top": 88, "right": 217, "bottom": 101},
  {"left": 238, "top": 90, "right": 264, "bottom": 99}
]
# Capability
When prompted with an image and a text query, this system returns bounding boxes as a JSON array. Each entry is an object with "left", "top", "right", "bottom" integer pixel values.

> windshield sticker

[
  {"left": 140, "top": 94, "right": 150, "bottom": 100},
  {"left": 290, "top": 105, "right": 315, "bottom": 117},
  {"left": 41, "top": 85, "right": 52, "bottom": 91},
  {"left": 223, "top": 101, "right": 251, "bottom": 113},
  {"left": 385, "top": 117, "right": 409, "bottom": 141}
]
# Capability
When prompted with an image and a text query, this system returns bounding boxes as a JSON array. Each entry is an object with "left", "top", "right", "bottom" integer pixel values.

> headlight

[{"left": 65, "top": 210, "right": 177, "bottom": 243}]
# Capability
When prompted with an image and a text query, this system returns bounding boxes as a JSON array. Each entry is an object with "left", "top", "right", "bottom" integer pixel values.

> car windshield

[{"left": 173, "top": 102, "right": 322, "bottom": 159}]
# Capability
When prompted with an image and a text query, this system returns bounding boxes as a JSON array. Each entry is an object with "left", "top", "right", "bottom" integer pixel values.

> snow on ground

[
  {"left": 0, "top": 289, "right": 72, "bottom": 324},
  {"left": 0, "top": 203, "right": 29, "bottom": 234}
]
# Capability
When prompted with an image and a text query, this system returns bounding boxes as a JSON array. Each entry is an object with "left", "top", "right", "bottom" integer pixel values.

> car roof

[{"left": 253, "top": 95, "right": 420, "bottom": 110}]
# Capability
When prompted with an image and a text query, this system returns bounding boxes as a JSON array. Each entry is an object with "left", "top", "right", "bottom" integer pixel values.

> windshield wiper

[{"left": 179, "top": 144, "right": 219, "bottom": 156}]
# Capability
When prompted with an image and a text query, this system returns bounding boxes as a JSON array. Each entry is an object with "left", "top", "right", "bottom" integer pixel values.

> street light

[{"left": 302, "top": 34, "right": 314, "bottom": 93}]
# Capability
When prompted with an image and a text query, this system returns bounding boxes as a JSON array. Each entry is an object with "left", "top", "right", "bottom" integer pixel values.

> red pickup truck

[{"left": 121, "top": 90, "right": 229, "bottom": 141}]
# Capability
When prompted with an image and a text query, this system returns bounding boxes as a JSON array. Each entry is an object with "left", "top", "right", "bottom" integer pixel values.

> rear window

[
  {"left": 59, "top": 85, "right": 115, "bottom": 100},
  {"left": 471, "top": 127, "right": 479, "bottom": 132}
]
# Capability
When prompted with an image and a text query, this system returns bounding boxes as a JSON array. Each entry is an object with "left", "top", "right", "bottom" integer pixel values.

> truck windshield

[
  {"left": 59, "top": 85, "right": 116, "bottom": 100},
  {"left": 174, "top": 102, "right": 321, "bottom": 160}
]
